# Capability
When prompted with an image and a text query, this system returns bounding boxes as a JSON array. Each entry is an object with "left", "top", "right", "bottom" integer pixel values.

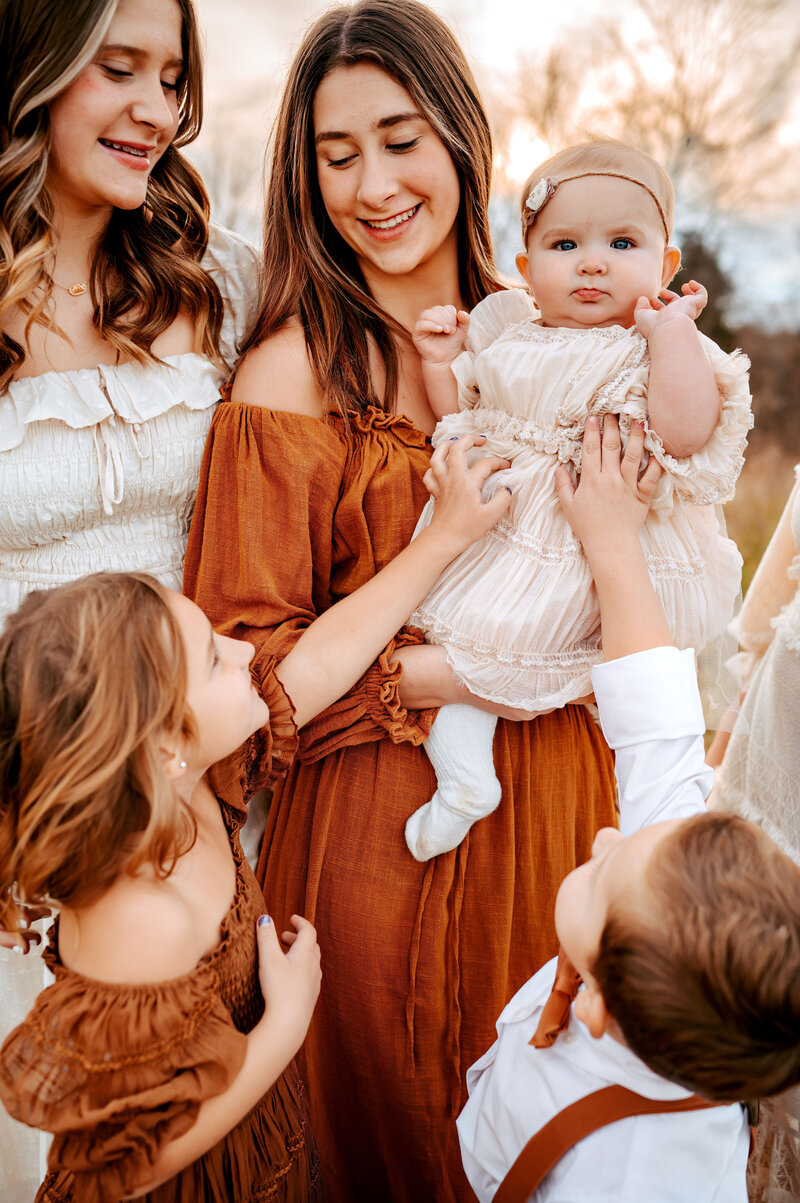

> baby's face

[
  {"left": 554, "top": 819, "right": 682, "bottom": 981},
  {"left": 518, "top": 176, "right": 676, "bottom": 330}
]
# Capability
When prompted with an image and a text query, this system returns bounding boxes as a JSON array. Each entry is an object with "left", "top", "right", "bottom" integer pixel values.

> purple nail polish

[
  {"left": 450, "top": 436, "right": 459, "bottom": 441},
  {"left": 257, "top": 915, "right": 272, "bottom": 928},
  {"left": 505, "top": 487, "right": 513, "bottom": 495}
]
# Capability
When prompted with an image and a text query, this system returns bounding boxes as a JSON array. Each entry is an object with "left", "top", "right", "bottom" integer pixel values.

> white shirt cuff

[{"left": 592, "top": 647, "right": 704, "bottom": 748}]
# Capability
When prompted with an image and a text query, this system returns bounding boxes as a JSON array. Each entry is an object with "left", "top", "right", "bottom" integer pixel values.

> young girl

[
  {"left": 405, "top": 138, "right": 753, "bottom": 861},
  {"left": 457, "top": 415, "right": 800, "bottom": 1202},
  {"left": 0, "top": 436, "right": 510, "bottom": 1202}
]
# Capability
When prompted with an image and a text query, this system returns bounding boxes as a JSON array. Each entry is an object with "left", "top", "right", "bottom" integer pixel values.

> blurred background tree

[{"left": 490, "top": 0, "right": 800, "bottom": 589}]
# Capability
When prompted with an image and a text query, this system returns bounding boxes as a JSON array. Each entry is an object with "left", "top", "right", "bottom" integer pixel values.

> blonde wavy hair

[
  {"left": 0, "top": 573, "right": 196, "bottom": 935},
  {"left": 0, "top": 0, "right": 223, "bottom": 393}
]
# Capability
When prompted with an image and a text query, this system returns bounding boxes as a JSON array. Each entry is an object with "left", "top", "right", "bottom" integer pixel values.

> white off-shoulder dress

[
  {"left": 411, "top": 289, "right": 752, "bottom": 711},
  {"left": 404, "top": 289, "right": 752, "bottom": 863},
  {"left": 0, "top": 223, "right": 258, "bottom": 1202}
]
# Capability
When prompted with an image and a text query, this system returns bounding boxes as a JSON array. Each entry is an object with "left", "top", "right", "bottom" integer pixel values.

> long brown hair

[
  {"left": 0, "top": 0, "right": 223, "bottom": 393},
  {"left": 0, "top": 573, "right": 195, "bottom": 934},
  {"left": 241, "top": 0, "right": 501, "bottom": 424},
  {"left": 594, "top": 812, "right": 800, "bottom": 1101}
]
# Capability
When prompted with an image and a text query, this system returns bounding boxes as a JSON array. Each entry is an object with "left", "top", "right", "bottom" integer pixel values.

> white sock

[{"left": 405, "top": 703, "right": 501, "bottom": 861}]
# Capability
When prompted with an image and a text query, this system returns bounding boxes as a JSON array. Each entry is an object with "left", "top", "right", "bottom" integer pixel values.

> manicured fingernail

[
  {"left": 450, "top": 437, "right": 459, "bottom": 441},
  {"left": 257, "top": 915, "right": 272, "bottom": 927},
  {"left": 505, "top": 487, "right": 513, "bottom": 494}
]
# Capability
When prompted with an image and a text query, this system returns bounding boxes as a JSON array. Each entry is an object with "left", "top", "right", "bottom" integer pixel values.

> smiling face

[
  {"left": 313, "top": 62, "right": 461, "bottom": 290},
  {"left": 517, "top": 176, "right": 680, "bottom": 330},
  {"left": 46, "top": 0, "right": 183, "bottom": 218},
  {"left": 165, "top": 591, "right": 268, "bottom": 775}
]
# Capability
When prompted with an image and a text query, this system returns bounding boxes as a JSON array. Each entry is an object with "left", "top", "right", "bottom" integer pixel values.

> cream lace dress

[
  {"left": 410, "top": 289, "right": 753, "bottom": 713},
  {"left": 714, "top": 468, "right": 800, "bottom": 1203},
  {"left": 0, "top": 223, "right": 258, "bottom": 1203}
]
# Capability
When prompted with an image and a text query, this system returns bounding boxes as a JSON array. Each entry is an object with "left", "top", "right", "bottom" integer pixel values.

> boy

[{"left": 457, "top": 415, "right": 800, "bottom": 1202}]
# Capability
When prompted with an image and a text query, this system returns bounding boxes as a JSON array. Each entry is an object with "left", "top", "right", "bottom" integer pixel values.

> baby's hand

[
  {"left": 425, "top": 433, "right": 512, "bottom": 553},
  {"left": 412, "top": 305, "right": 470, "bottom": 365},
  {"left": 256, "top": 914, "right": 321, "bottom": 1052},
  {"left": 555, "top": 416, "right": 662, "bottom": 555},
  {"left": 634, "top": 280, "right": 708, "bottom": 338}
]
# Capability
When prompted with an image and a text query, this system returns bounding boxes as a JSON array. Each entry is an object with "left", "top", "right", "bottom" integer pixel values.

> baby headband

[{"left": 521, "top": 172, "right": 671, "bottom": 242}]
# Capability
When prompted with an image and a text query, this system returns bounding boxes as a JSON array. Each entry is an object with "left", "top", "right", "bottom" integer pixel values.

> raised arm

[
  {"left": 635, "top": 281, "right": 720, "bottom": 458},
  {"left": 277, "top": 433, "right": 511, "bottom": 728},
  {"left": 556, "top": 415, "right": 713, "bottom": 831},
  {"left": 556, "top": 415, "right": 668, "bottom": 659}
]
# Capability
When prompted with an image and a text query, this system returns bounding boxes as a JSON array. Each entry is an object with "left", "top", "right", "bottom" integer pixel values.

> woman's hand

[
  {"left": 424, "top": 433, "right": 512, "bottom": 555},
  {"left": 256, "top": 914, "right": 321, "bottom": 1056}
]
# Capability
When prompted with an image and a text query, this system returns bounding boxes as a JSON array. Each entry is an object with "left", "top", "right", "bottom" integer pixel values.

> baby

[
  {"left": 457, "top": 416, "right": 800, "bottom": 1202},
  {"left": 405, "top": 138, "right": 752, "bottom": 861}
]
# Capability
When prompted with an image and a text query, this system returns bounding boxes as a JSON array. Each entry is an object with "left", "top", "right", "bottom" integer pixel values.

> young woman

[
  {"left": 0, "top": 0, "right": 256, "bottom": 1192},
  {"left": 184, "top": 3, "right": 618, "bottom": 1198}
]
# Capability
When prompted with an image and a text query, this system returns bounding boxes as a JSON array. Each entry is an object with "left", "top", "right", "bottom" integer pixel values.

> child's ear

[
  {"left": 515, "top": 250, "right": 533, "bottom": 296},
  {"left": 574, "top": 978, "right": 613, "bottom": 1039},
  {"left": 161, "top": 747, "right": 187, "bottom": 781},
  {"left": 661, "top": 245, "right": 681, "bottom": 288}
]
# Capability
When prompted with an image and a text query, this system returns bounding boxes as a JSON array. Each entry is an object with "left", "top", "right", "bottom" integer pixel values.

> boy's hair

[
  {"left": 0, "top": 573, "right": 196, "bottom": 935},
  {"left": 593, "top": 811, "right": 800, "bottom": 1101},
  {"left": 520, "top": 138, "right": 676, "bottom": 244}
]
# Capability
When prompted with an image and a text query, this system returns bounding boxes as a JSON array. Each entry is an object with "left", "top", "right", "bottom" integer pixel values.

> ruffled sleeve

[
  {"left": 208, "top": 654, "right": 300, "bottom": 811},
  {"left": 643, "top": 336, "right": 753, "bottom": 514},
  {"left": 452, "top": 289, "right": 538, "bottom": 411},
  {"left": 202, "top": 223, "right": 260, "bottom": 371},
  {"left": 184, "top": 403, "right": 436, "bottom": 779},
  {"left": 0, "top": 962, "right": 247, "bottom": 1203}
]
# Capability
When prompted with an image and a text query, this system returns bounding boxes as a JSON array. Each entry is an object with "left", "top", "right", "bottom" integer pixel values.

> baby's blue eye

[
  {"left": 553, "top": 239, "right": 576, "bottom": 251},
  {"left": 611, "top": 238, "right": 634, "bottom": 250}
]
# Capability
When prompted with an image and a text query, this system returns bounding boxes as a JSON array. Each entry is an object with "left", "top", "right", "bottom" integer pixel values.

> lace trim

[
  {"left": 511, "top": 321, "right": 633, "bottom": 346},
  {"left": 452, "top": 407, "right": 583, "bottom": 462},
  {"left": 644, "top": 551, "right": 706, "bottom": 581},
  {"left": 414, "top": 615, "right": 601, "bottom": 671},
  {"left": 484, "top": 522, "right": 584, "bottom": 564}
]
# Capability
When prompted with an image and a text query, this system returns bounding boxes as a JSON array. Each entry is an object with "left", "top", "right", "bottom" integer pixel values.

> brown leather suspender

[{"left": 493, "top": 1084, "right": 720, "bottom": 1203}]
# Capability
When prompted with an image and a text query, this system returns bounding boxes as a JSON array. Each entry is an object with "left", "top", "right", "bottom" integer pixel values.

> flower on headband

[{"left": 525, "top": 177, "right": 554, "bottom": 215}]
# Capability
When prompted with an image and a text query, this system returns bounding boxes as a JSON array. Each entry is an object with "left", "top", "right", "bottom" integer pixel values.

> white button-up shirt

[{"left": 457, "top": 646, "right": 750, "bottom": 1202}]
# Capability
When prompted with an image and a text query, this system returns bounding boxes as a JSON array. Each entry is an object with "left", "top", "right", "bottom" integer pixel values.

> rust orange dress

[
  {"left": 0, "top": 671, "right": 321, "bottom": 1203},
  {"left": 183, "top": 401, "right": 618, "bottom": 1203}
]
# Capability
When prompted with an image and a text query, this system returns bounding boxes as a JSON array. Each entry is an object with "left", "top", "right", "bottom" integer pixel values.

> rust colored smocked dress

[
  {"left": 183, "top": 401, "right": 618, "bottom": 1203},
  {"left": 0, "top": 672, "right": 321, "bottom": 1203}
]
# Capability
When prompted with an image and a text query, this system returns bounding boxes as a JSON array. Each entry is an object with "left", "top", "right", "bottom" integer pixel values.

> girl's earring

[{"left": 179, "top": 760, "right": 187, "bottom": 770}]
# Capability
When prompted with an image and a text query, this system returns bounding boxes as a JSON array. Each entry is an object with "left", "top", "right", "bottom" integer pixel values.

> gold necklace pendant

[{"left": 67, "top": 283, "right": 88, "bottom": 297}]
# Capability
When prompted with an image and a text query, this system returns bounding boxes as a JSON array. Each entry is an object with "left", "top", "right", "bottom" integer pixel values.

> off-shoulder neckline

[
  {"left": 8, "top": 351, "right": 211, "bottom": 390},
  {"left": 220, "top": 398, "right": 431, "bottom": 446},
  {"left": 43, "top": 798, "right": 247, "bottom": 995}
]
